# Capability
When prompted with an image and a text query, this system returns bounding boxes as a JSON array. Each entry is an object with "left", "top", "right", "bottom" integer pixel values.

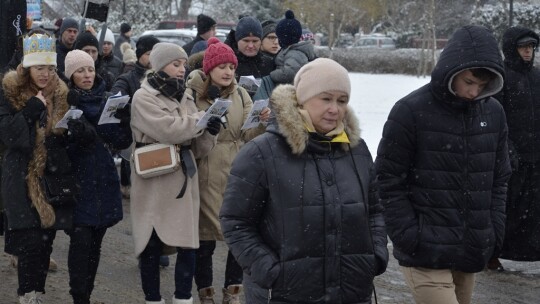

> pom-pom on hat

[
  {"left": 136, "top": 35, "right": 160, "bottom": 59},
  {"left": 197, "top": 14, "right": 217, "bottom": 35},
  {"left": 149, "top": 42, "right": 188, "bottom": 72},
  {"left": 203, "top": 37, "right": 238, "bottom": 75},
  {"left": 97, "top": 28, "right": 115, "bottom": 45},
  {"left": 276, "top": 10, "right": 303, "bottom": 48},
  {"left": 23, "top": 33, "right": 57, "bottom": 68},
  {"left": 234, "top": 16, "right": 263, "bottom": 41},
  {"left": 64, "top": 49, "right": 95, "bottom": 79},
  {"left": 294, "top": 58, "right": 351, "bottom": 105}
]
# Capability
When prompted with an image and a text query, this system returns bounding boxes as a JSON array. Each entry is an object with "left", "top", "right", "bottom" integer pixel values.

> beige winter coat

[
  {"left": 186, "top": 70, "right": 265, "bottom": 240},
  {"left": 130, "top": 79, "right": 216, "bottom": 256}
]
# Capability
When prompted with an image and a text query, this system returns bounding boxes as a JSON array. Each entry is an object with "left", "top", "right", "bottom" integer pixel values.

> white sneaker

[{"left": 19, "top": 291, "right": 43, "bottom": 304}]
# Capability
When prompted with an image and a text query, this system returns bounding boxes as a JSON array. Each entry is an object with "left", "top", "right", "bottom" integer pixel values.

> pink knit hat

[
  {"left": 202, "top": 37, "right": 238, "bottom": 75},
  {"left": 64, "top": 49, "right": 95, "bottom": 79}
]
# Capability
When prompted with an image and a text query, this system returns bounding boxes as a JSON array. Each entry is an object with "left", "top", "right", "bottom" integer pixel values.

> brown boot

[
  {"left": 222, "top": 284, "right": 243, "bottom": 304},
  {"left": 486, "top": 257, "right": 504, "bottom": 272},
  {"left": 198, "top": 286, "right": 216, "bottom": 304}
]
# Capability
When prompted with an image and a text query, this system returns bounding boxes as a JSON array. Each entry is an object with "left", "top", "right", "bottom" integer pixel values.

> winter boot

[
  {"left": 145, "top": 299, "right": 165, "bottom": 304},
  {"left": 48, "top": 258, "right": 58, "bottom": 272},
  {"left": 486, "top": 257, "right": 504, "bottom": 272},
  {"left": 172, "top": 296, "right": 193, "bottom": 304},
  {"left": 222, "top": 285, "right": 243, "bottom": 304},
  {"left": 198, "top": 286, "right": 216, "bottom": 304},
  {"left": 19, "top": 291, "right": 43, "bottom": 304}
]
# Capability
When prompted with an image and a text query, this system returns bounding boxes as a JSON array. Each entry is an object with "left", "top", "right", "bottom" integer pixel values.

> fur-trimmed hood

[
  {"left": 269, "top": 84, "right": 361, "bottom": 155},
  {"left": 2, "top": 69, "right": 69, "bottom": 227}
]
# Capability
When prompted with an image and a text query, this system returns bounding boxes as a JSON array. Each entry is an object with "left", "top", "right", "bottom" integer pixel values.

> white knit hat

[
  {"left": 64, "top": 50, "right": 95, "bottom": 79},
  {"left": 22, "top": 33, "right": 57, "bottom": 67},
  {"left": 294, "top": 58, "right": 351, "bottom": 104},
  {"left": 149, "top": 42, "right": 188, "bottom": 72},
  {"left": 97, "top": 28, "right": 115, "bottom": 45}
]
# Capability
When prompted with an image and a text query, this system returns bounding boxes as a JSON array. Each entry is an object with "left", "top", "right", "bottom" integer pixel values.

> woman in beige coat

[
  {"left": 130, "top": 42, "right": 220, "bottom": 304},
  {"left": 185, "top": 37, "right": 270, "bottom": 304}
]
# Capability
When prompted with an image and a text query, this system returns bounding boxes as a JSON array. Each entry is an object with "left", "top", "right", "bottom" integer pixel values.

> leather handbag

[
  {"left": 133, "top": 143, "right": 180, "bottom": 178},
  {"left": 41, "top": 173, "right": 78, "bottom": 206}
]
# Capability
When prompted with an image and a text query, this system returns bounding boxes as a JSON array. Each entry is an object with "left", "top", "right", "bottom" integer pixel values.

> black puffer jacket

[
  {"left": 220, "top": 85, "right": 388, "bottom": 304},
  {"left": 235, "top": 51, "right": 275, "bottom": 97},
  {"left": 375, "top": 25, "right": 511, "bottom": 273},
  {"left": 101, "top": 53, "right": 124, "bottom": 81},
  {"left": 110, "top": 62, "right": 146, "bottom": 103},
  {"left": 499, "top": 27, "right": 540, "bottom": 163}
]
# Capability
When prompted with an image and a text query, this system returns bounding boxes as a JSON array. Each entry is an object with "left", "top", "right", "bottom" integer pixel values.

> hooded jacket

[
  {"left": 376, "top": 25, "right": 511, "bottom": 273},
  {"left": 0, "top": 69, "right": 71, "bottom": 230},
  {"left": 220, "top": 84, "right": 388, "bottom": 303},
  {"left": 499, "top": 26, "right": 540, "bottom": 163},
  {"left": 269, "top": 40, "right": 317, "bottom": 84}
]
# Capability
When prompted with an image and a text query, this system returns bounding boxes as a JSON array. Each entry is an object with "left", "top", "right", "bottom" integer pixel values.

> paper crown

[{"left": 22, "top": 33, "right": 57, "bottom": 67}]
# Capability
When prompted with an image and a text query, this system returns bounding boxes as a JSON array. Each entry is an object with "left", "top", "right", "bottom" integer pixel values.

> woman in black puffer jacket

[{"left": 220, "top": 58, "right": 388, "bottom": 304}]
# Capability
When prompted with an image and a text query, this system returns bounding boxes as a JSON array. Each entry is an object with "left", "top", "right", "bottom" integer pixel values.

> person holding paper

[
  {"left": 220, "top": 58, "right": 388, "bottom": 303},
  {"left": 185, "top": 37, "right": 270, "bottom": 304},
  {"left": 63, "top": 49, "right": 132, "bottom": 304},
  {"left": 130, "top": 42, "right": 219, "bottom": 304},
  {"left": 0, "top": 32, "right": 71, "bottom": 304}
]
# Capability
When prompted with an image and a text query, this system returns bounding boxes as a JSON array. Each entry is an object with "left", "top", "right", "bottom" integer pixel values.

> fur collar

[
  {"left": 270, "top": 84, "right": 361, "bottom": 155},
  {"left": 2, "top": 70, "right": 69, "bottom": 227}
]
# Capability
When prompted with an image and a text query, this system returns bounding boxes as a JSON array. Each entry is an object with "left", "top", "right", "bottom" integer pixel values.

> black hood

[
  {"left": 430, "top": 25, "right": 504, "bottom": 104},
  {"left": 502, "top": 26, "right": 539, "bottom": 71}
]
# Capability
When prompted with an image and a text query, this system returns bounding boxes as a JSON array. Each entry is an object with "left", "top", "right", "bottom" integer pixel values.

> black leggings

[
  {"left": 195, "top": 240, "right": 243, "bottom": 289},
  {"left": 66, "top": 225, "right": 107, "bottom": 303}
]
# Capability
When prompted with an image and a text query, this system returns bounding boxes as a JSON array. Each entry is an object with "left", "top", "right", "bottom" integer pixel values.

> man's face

[
  {"left": 201, "top": 26, "right": 216, "bottom": 40},
  {"left": 452, "top": 69, "right": 490, "bottom": 101},
  {"left": 517, "top": 43, "right": 535, "bottom": 62},
  {"left": 62, "top": 28, "right": 79, "bottom": 48},
  {"left": 237, "top": 36, "right": 261, "bottom": 57},
  {"left": 139, "top": 51, "right": 151, "bottom": 68}
]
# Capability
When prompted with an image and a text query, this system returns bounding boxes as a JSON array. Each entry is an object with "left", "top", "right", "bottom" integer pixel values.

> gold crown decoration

[{"left": 22, "top": 33, "right": 57, "bottom": 68}]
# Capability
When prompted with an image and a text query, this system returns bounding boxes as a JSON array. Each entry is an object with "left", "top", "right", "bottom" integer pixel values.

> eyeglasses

[
  {"left": 265, "top": 35, "right": 278, "bottom": 42},
  {"left": 32, "top": 66, "right": 57, "bottom": 76}
]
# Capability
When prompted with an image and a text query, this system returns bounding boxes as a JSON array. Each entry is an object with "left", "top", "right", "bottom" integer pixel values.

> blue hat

[
  {"left": 190, "top": 40, "right": 208, "bottom": 56},
  {"left": 234, "top": 16, "right": 262, "bottom": 41},
  {"left": 276, "top": 10, "right": 302, "bottom": 48}
]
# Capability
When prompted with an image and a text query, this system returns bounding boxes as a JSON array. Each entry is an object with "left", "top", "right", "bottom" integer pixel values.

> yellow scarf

[{"left": 298, "top": 109, "right": 350, "bottom": 143}]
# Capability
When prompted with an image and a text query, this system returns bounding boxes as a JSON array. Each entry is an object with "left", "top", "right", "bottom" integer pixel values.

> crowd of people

[{"left": 0, "top": 9, "right": 539, "bottom": 304}]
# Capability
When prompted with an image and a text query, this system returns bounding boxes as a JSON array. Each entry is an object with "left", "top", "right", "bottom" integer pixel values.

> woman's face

[
  {"left": 209, "top": 63, "right": 236, "bottom": 88},
  {"left": 72, "top": 66, "right": 96, "bottom": 90},
  {"left": 162, "top": 59, "right": 187, "bottom": 79},
  {"left": 29, "top": 65, "right": 56, "bottom": 89},
  {"left": 261, "top": 33, "right": 280, "bottom": 54},
  {"left": 301, "top": 90, "right": 349, "bottom": 134}
]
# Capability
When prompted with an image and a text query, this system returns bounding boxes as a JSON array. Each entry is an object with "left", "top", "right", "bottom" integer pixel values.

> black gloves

[
  {"left": 206, "top": 116, "right": 222, "bottom": 136},
  {"left": 67, "top": 116, "right": 97, "bottom": 146},
  {"left": 113, "top": 104, "right": 131, "bottom": 127},
  {"left": 67, "top": 89, "right": 80, "bottom": 107},
  {"left": 45, "top": 134, "right": 66, "bottom": 149},
  {"left": 22, "top": 97, "right": 46, "bottom": 122}
]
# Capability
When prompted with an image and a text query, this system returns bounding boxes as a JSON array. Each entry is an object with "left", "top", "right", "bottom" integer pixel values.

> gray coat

[{"left": 269, "top": 41, "right": 317, "bottom": 84}]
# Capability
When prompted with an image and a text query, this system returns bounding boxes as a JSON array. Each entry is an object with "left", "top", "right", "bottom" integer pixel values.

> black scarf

[{"left": 147, "top": 71, "right": 185, "bottom": 101}]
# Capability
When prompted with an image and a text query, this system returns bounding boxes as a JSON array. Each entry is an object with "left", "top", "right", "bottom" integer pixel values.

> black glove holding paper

[
  {"left": 113, "top": 103, "right": 131, "bottom": 127},
  {"left": 67, "top": 116, "right": 97, "bottom": 147},
  {"left": 206, "top": 116, "right": 222, "bottom": 135}
]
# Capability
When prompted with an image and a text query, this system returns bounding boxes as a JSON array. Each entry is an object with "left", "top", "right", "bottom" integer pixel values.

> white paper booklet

[
  {"left": 97, "top": 93, "right": 130, "bottom": 125},
  {"left": 196, "top": 98, "right": 233, "bottom": 129},
  {"left": 55, "top": 109, "right": 83, "bottom": 129},
  {"left": 238, "top": 75, "right": 261, "bottom": 94},
  {"left": 241, "top": 99, "right": 268, "bottom": 130}
]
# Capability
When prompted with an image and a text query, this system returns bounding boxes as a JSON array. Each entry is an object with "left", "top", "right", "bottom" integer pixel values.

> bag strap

[{"left": 237, "top": 87, "right": 245, "bottom": 108}]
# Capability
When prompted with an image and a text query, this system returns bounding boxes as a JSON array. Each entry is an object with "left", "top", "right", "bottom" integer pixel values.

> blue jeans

[{"left": 140, "top": 230, "right": 195, "bottom": 301}]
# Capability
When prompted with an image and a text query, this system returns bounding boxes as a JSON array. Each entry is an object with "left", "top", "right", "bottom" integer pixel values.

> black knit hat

[
  {"left": 74, "top": 31, "right": 99, "bottom": 50},
  {"left": 120, "top": 23, "right": 132, "bottom": 34},
  {"left": 59, "top": 17, "right": 78, "bottom": 36},
  {"left": 261, "top": 20, "right": 276, "bottom": 39},
  {"left": 276, "top": 10, "right": 302, "bottom": 48},
  {"left": 234, "top": 16, "right": 262, "bottom": 41},
  {"left": 136, "top": 35, "right": 160, "bottom": 59},
  {"left": 197, "top": 14, "right": 216, "bottom": 35}
]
